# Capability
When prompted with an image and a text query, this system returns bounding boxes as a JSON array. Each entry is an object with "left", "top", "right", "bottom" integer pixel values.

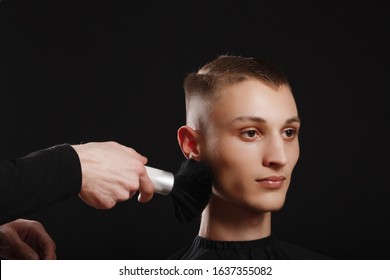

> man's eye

[
  {"left": 247, "top": 130, "right": 257, "bottom": 137},
  {"left": 241, "top": 130, "right": 259, "bottom": 139},
  {"left": 283, "top": 129, "right": 297, "bottom": 138}
]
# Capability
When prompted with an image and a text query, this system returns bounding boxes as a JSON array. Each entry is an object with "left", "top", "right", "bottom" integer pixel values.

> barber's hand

[
  {"left": 0, "top": 219, "right": 56, "bottom": 260},
  {"left": 72, "top": 141, "right": 154, "bottom": 209}
]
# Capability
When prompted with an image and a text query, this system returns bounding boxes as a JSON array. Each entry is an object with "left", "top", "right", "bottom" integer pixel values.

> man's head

[{"left": 178, "top": 55, "right": 300, "bottom": 213}]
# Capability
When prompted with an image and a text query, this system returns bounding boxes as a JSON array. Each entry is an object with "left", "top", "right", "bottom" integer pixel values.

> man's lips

[{"left": 256, "top": 176, "right": 286, "bottom": 188}]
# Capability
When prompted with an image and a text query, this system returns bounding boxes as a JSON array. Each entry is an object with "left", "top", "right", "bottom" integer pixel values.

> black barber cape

[{"left": 169, "top": 235, "right": 329, "bottom": 260}]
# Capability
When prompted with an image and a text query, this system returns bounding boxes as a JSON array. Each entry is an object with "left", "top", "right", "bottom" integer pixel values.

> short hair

[{"left": 184, "top": 55, "right": 291, "bottom": 130}]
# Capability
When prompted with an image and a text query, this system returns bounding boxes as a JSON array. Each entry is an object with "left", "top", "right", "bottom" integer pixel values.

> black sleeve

[{"left": 0, "top": 144, "right": 82, "bottom": 225}]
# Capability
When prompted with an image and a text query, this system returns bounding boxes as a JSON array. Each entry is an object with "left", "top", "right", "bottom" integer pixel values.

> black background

[{"left": 1, "top": 0, "right": 389, "bottom": 260}]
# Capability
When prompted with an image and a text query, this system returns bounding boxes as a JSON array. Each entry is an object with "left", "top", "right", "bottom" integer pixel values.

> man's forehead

[
  {"left": 186, "top": 81, "right": 296, "bottom": 127},
  {"left": 231, "top": 115, "right": 301, "bottom": 124}
]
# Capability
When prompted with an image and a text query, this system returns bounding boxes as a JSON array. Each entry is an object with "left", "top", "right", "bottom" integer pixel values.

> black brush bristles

[{"left": 170, "top": 159, "right": 213, "bottom": 223}]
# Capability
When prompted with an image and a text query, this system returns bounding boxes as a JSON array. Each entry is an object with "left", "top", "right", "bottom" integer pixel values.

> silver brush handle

[{"left": 145, "top": 166, "right": 174, "bottom": 195}]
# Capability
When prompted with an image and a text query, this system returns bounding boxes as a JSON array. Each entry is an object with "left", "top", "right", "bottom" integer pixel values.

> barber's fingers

[
  {"left": 0, "top": 247, "right": 19, "bottom": 260},
  {"left": 78, "top": 157, "right": 154, "bottom": 208},
  {"left": 0, "top": 245, "right": 39, "bottom": 260},
  {"left": 121, "top": 165, "right": 154, "bottom": 203},
  {"left": 137, "top": 167, "right": 154, "bottom": 203},
  {"left": 35, "top": 226, "right": 57, "bottom": 260},
  {"left": 121, "top": 160, "right": 154, "bottom": 203},
  {"left": 2, "top": 231, "right": 39, "bottom": 260}
]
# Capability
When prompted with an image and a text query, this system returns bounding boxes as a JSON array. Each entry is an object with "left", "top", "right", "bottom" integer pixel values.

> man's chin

[{"left": 254, "top": 198, "right": 287, "bottom": 213}]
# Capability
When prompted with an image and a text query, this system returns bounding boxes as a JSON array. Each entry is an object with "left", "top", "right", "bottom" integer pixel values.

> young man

[{"left": 170, "top": 55, "right": 327, "bottom": 259}]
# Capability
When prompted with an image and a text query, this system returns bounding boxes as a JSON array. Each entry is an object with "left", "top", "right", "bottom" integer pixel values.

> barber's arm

[
  {"left": 0, "top": 141, "right": 155, "bottom": 225},
  {"left": 0, "top": 144, "right": 82, "bottom": 225}
]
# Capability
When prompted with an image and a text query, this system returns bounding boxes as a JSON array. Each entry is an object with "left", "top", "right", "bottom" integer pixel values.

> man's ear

[{"left": 177, "top": 125, "right": 201, "bottom": 160}]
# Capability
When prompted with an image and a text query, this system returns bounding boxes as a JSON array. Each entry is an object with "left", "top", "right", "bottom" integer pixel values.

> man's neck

[{"left": 198, "top": 194, "right": 271, "bottom": 241}]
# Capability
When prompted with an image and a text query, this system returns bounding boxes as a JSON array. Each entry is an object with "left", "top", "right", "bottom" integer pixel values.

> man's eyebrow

[
  {"left": 232, "top": 116, "right": 267, "bottom": 123},
  {"left": 231, "top": 115, "right": 301, "bottom": 124},
  {"left": 286, "top": 116, "right": 301, "bottom": 124}
]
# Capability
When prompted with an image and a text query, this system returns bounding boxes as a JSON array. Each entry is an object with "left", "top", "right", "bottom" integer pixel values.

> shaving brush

[{"left": 146, "top": 159, "right": 212, "bottom": 223}]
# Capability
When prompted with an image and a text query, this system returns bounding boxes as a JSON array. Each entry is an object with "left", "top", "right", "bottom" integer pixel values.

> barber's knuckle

[
  {"left": 118, "top": 190, "right": 131, "bottom": 201},
  {"left": 105, "top": 141, "right": 119, "bottom": 149},
  {"left": 98, "top": 196, "right": 116, "bottom": 209},
  {"left": 29, "top": 220, "right": 42, "bottom": 228},
  {"left": 106, "top": 199, "right": 116, "bottom": 209},
  {"left": 128, "top": 177, "right": 140, "bottom": 190},
  {"left": 133, "top": 162, "right": 146, "bottom": 176}
]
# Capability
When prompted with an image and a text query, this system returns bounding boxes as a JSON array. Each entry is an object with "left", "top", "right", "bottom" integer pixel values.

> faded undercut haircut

[{"left": 183, "top": 55, "right": 291, "bottom": 131}]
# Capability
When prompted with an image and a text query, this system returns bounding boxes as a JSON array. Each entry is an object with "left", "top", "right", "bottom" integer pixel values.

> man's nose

[{"left": 262, "top": 135, "right": 288, "bottom": 168}]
